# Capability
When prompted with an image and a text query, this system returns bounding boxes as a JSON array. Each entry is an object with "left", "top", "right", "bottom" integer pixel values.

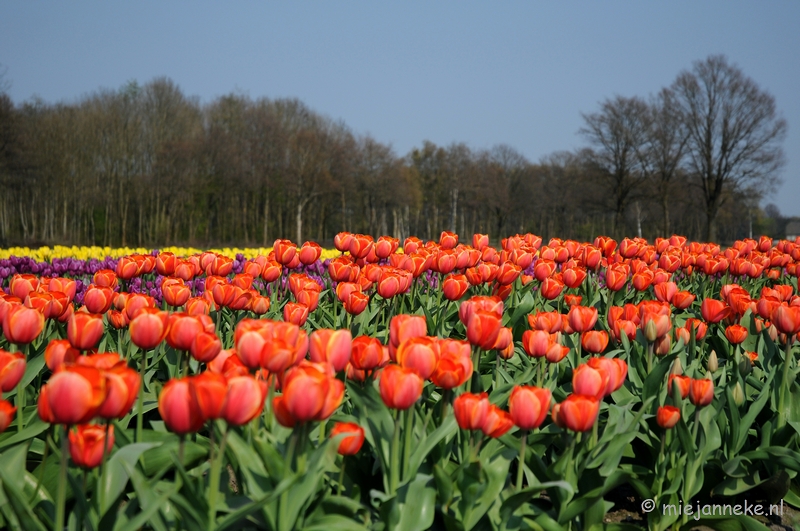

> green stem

[
  {"left": 778, "top": 339, "right": 793, "bottom": 429},
  {"left": 337, "top": 458, "right": 346, "bottom": 496},
  {"left": 516, "top": 431, "right": 528, "bottom": 490},
  {"left": 16, "top": 379, "right": 24, "bottom": 433},
  {"left": 136, "top": 349, "right": 148, "bottom": 444},
  {"left": 207, "top": 426, "right": 228, "bottom": 531},
  {"left": 55, "top": 425, "right": 68, "bottom": 531},
  {"left": 402, "top": 407, "right": 414, "bottom": 481},
  {"left": 30, "top": 428, "right": 51, "bottom": 504},
  {"left": 98, "top": 420, "right": 112, "bottom": 511},
  {"left": 389, "top": 411, "right": 401, "bottom": 495},
  {"left": 494, "top": 353, "right": 500, "bottom": 390}
]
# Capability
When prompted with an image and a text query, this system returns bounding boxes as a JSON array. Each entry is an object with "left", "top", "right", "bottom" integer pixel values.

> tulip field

[{"left": 1, "top": 233, "right": 800, "bottom": 531}]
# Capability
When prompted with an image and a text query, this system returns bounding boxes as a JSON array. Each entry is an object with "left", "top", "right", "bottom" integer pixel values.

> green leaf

[
  {"left": 407, "top": 414, "right": 457, "bottom": 475},
  {"left": 0, "top": 417, "right": 49, "bottom": 452},
  {"left": 99, "top": 442, "right": 160, "bottom": 515},
  {"left": 379, "top": 473, "right": 436, "bottom": 531},
  {"left": 499, "top": 481, "right": 574, "bottom": 521},
  {"left": 301, "top": 513, "right": 369, "bottom": 531}
]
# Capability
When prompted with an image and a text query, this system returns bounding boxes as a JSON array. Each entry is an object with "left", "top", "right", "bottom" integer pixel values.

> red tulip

[
  {"left": 190, "top": 331, "right": 222, "bottom": 363},
  {"left": 522, "top": 330, "right": 555, "bottom": 358},
  {"left": 158, "top": 377, "right": 205, "bottom": 434},
  {"left": 379, "top": 365, "right": 423, "bottom": 410},
  {"left": 656, "top": 405, "right": 680, "bottom": 429},
  {"left": 343, "top": 291, "right": 369, "bottom": 316},
  {"left": 273, "top": 239, "right": 298, "bottom": 266},
  {"left": 431, "top": 339, "right": 472, "bottom": 389},
  {"left": 221, "top": 375, "right": 265, "bottom": 426},
  {"left": 350, "top": 335, "right": 384, "bottom": 372},
  {"left": 481, "top": 405, "right": 514, "bottom": 438},
  {"left": 389, "top": 315, "right": 427, "bottom": 359},
  {"left": 67, "top": 312, "right": 104, "bottom": 350},
  {"left": 700, "top": 298, "right": 731, "bottom": 324},
  {"left": 283, "top": 302, "right": 309, "bottom": 326},
  {"left": 298, "top": 241, "right": 322, "bottom": 265},
  {"left": 453, "top": 392, "right": 489, "bottom": 430},
  {"left": 773, "top": 304, "right": 800, "bottom": 335},
  {"left": 0, "top": 350, "right": 26, "bottom": 392},
  {"left": 3, "top": 303, "right": 45, "bottom": 344},
  {"left": 568, "top": 305, "right": 598, "bottom": 333},
  {"left": 97, "top": 364, "right": 140, "bottom": 419},
  {"left": 279, "top": 362, "right": 340, "bottom": 423},
  {"left": 527, "top": 311, "right": 563, "bottom": 333},
  {"left": 540, "top": 277, "right": 565, "bottom": 300},
  {"left": 509, "top": 386, "right": 551, "bottom": 430},
  {"left": 396, "top": 336, "right": 439, "bottom": 380},
  {"left": 724, "top": 324, "right": 748, "bottom": 345},
  {"left": 10, "top": 274, "right": 39, "bottom": 300},
  {"left": 129, "top": 308, "right": 170, "bottom": 350},
  {"left": 466, "top": 310, "right": 502, "bottom": 350},
  {"left": 558, "top": 394, "right": 600, "bottom": 432},
  {"left": 580, "top": 331, "right": 609, "bottom": 354},
  {"left": 442, "top": 274, "right": 470, "bottom": 301},
  {"left": 668, "top": 374, "right": 691, "bottom": 399},
  {"left": 330, "top": 422, "right": 365, "bottom": 455},
  {"left": 44, "top": 340, "right": 79, "bottom": 372},
  {"left": 309, "top": 329, "right": 352, "bottom": 372},
  {"left": 163, "top": 281, "right": 191, "bottom": 307},
  {"left": 190, "top": 371, "right": 228, "bottom": 421},
  {"left": 39, "top": 366, "right": 108, "bottom": 425},
  {"left": 605, "top": 264, "right": 629, "bottom": 292},
  {"left": 689, "top": 378, "right": 714, "bottom": 407},
  {"left": 0, "top": 400, "right": 15, "bottom": 433},
  {"left": 69, "top": 424, "right": 114, "bottom": 469},
  {"left": 572, "top": 364, "right": 606, "bottom": 399},
  {"left": 349, "top": 234, "right": 374, "bottom": 259},
  {"left": 586, "top": 357, "right": 627, "bottom": 396},
  {"left": 124, "top": 294, "right": 155, "bottom": 321}
]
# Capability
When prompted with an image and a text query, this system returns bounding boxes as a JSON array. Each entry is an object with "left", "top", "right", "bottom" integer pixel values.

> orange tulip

[
  {"left": 158, "top": 377, "right": 205, "bottom": 434},
  {"left": 69, "top": 424, "right": 114, "bottom": 469},
  {"left": 700, "top": 298, "right": 731, "bottom": 324},
  {"left": 430, "top": 339, "right": 472, "bottom": 389},
  {"left": 190, "top": 331, "right": 222, "bottom": 363},
  {"left": 39, "top": 365, "right": 107, "bottom": 425},
  {"left": 568, "top": 305, "right": 598, "bottom": 333},
  {"left": 125, "top": 293, "right": 156, "bottom": 321},
  {"left": 0, "top": 400, "right": 15, "bottom": 433},
  {"left": 283, "top": 302, "right": 309, "bottom": 326},
  {"left": 668, "top": 374, "right": 691, "bottom": 399},
  {"left": 580, "top": 331, "right": 609, "bottom": 354},
  {"left": 466, "top": 310, "right": 502, "bottom": 350},
  {"left": 330, "top": 422, "right": 365, "bottom": 455},
  {"left": 558, "top": 394, "right": 600, "bottom": 432},
  {"left": 773, "top": 304, "right": 800, "bottom": 335},
  {"left": 344, "top": 291, "right": 369, "bottom": 316},
  {"left": 3, "top": 303, "right": 44, "bottom": 344},
  {"left": 540, "top": 277, "right": 565, "bottom": 300},
  {"left": 473, "top": 233, "right": 489, "bottom": 250},
  {"left": 379, "top": 365, "right": 423, "bottom": 410},
  {"left": 349, "top": 234, "right": 374, "bottom": 259},
  {"left": 527, "top": 311, "right": 563, "bottom": 333},
  {"left": 167, "top": 313, "right": 204, "bottom": 351},
  {"left": 572, "top": 364, "right": 607, "bottom": 399},
  {"left": 10, "top": 274, "right": 39, "bottom": 300},
  {"left": 190, "top": 371, "right": 228, "bottom": 421},
  {"left": 439, "top": 231, "right": 458, "bottom": 250},
  {"left": 67, "top": 312, "right": 104, "bottom": 350},
  {"left": 221, "top": 375, "right": 265, "bottom": 426},
  {"left": 280, "top": 362, "right": 335, "bottom": 422},
  {"left": 309, "top": 329, "right": 352, "bottom": 372},
  {"left": 396, "top": 336, "right": 439, "bottom": 380},
  {"left": 44, "top": 340, "right": 79, "bottom": 372},
  {"left": 350, "top": 335, "right": 384, "bottom": 372},
  {"left": 586, "top": 356, "right": 627, "bottom": 396},
  {"left": 604, "top": 264, "right": 628, "bottom": 292},
  {"left": 684, "top": 318, "right": 708, "bottom": 340},
  {"left": 442, "top": 274, "right": 469, "bottom": 301},
  {"left": 298, "top": 241, "right": 322, "bottom": 265},
  {"left": 163, "top": 281, "right": 191, "bottom": 307},
  {"left": 653, "top": 282, "right": 678, "bottom": 304},
  {"left": 481, "top": 405, "right": 514, "bottom": 438},
  {"left": 389, "top": 315, "right": 427, "bottom": 359},
  {"left": 522, "top": 330, "right": 555, "bottom": 358},
  {"left": 92, "top": 269, "right": 117, "bottom": 289},
  {"left": 129, "top": 308, "right": 170, "bottom": 350},
  {"left": 0, "top": 349, "right": 26, "bottom": 392},
  {"left": 656, "top": 405, "right": 680, "bottom": 429},
  {"left": 509, "top": 386, "right": 551, "bottom": 430},
  {"left": 186, "top": 297, "right": 211, "bottom": 316},
  {"left": 724, "top": 324, "right": 748, "bottom": 344},
  {"left": 84, "top": 285, "right": 115, "bottom": 314},
  {"left": 97, "top": 364, "right": 140, "bottom": 420},
  {"left": 689, "top": 378, "right": 714, "bottom": 407},
  {"left": 273, "top": 239, "right": 298, "bottom": 266},
  {"left": 453, "top": 392, "right": 489, "bottom": 430}
]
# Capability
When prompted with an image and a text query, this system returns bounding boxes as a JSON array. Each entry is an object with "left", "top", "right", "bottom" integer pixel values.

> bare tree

[
  {"left": 579, "top": 95, "right": 652, "bottom": 238},
  {"left": 671, "top": 55, "right": 786, "bottom": 241}
]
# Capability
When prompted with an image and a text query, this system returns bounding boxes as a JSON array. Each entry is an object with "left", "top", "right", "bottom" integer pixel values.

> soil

[{"left": 602, "top": 485, "right": 800, "bottom": 530}]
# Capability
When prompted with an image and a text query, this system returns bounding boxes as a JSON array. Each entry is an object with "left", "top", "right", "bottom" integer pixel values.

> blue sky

[{"left": 2, "top": 2, "right": 799, "bottom": 216}]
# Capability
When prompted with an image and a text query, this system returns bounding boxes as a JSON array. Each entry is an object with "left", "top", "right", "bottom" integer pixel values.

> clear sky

[{"left": 2, "top": 2, "right": 799, "bottom": 216}]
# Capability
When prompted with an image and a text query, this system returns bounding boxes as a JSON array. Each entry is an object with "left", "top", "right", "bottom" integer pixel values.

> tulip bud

[
  {"left": 707, "top": 350, "right": 718, "bottom": 373},
  {"left": 731, "top": 381, "right": 745, "bottom": 406},
  {"left": 738, "top": 355, "right": 752, "bottom": 377},
  {"left": 644, "top": 319, "right": 659, "bottom": 343},
  {"left": 670, "top": 357, "right": 683, "bottom": 376}
]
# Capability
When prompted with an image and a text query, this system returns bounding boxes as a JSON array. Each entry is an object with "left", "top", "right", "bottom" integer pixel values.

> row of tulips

[{"left": 0, "top": 231, "right": 799, "bottom": 531}]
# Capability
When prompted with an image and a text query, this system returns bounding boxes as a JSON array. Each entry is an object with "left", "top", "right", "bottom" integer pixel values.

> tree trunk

[{"left": 296, "top": 201, "right": 304, "bottom": 244}]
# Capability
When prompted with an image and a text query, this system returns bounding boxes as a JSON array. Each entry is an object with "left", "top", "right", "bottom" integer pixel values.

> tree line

[{"left": 0, "top": 55, "right": 787, "bottom": 248}]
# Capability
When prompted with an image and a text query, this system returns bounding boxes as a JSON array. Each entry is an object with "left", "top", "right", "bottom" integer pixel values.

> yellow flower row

[{"left": 0, "top": 246, "right": 342, "bottom": 262}]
